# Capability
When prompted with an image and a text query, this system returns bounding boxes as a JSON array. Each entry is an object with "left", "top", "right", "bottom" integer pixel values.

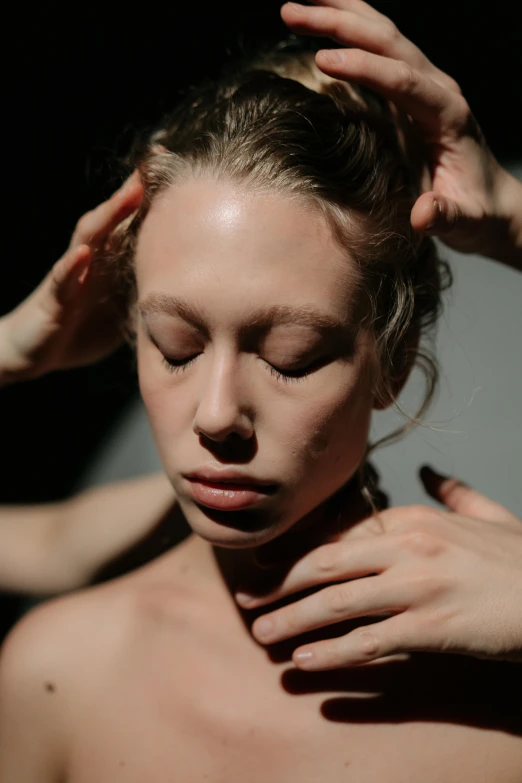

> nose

[{"left": 192, "top": 354, "right": 254, "bottom": 443}]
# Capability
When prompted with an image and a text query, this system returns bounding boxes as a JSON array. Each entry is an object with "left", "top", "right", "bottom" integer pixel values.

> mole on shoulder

[{"left": 44, "top": 682, "right": 56, "bottom": 693}]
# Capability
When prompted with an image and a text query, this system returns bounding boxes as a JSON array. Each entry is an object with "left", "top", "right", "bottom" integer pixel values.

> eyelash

[
  {"left": 161, "top": 355, "right": 198, "bottom": 373},
  {"left": 161, "top": 354, "right": 317, "bottom": 383}
]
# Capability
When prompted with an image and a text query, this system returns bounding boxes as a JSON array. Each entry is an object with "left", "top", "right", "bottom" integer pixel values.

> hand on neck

[{"left": 213, "top": 473, "right": 376, "bottom": 601}]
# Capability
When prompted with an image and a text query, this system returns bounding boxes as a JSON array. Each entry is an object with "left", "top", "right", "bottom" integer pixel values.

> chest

[{"left": 66, "top": 632, "right": 522, "bottom": 783}]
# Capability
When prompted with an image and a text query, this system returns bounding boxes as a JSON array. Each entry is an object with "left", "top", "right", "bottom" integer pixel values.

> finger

[
  {"left": 314, "top": 48, "right": 462, "bottom": 132},
  {"left": 251, "top": 575, "right": 405, "bottom": 645},
  {"left": 411, "top": 192, "right": 469, "bottom": 236},
  {"left": 307, "top": 0, "right": 385, "bottom": 22},
  {"left": 281, "top": 3, "right": 427, "bottom": 70},
  {"left": 420, "top": 466, "right": 518, "bottom": 525},
  {"left": 71, "top": 172, "right": 143, "bottom": 249},
  {"left": 49, "top": 244, "right": 92, "bottom": 306},
  {"left": 238, "top": 537, "right": 397, "bottom": 608},
  {"left": 292, "top": 613, "right": 433, "bottom": 669},
  {"left": 305, "top": 1, "right": 461, "bottom": 93}
]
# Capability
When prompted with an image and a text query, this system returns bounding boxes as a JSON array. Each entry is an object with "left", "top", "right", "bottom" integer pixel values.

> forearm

[
  {"left": 0, "top": 315, "right": 29, "bottom": 388},
  {"left": 0, "top": 502, "right": 69, "bottom": 595}
]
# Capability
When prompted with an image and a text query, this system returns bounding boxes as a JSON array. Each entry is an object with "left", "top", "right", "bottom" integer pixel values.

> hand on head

[
  {"left": 0, "top": 172, "right": 143, "bottom": 385},
  {"left": 281, "top": 1, "right": 522, "bottom": 265}
]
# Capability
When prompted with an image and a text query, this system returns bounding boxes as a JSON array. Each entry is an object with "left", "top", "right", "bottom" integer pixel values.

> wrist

[
  {"left": 0, "top": 313, "right": 37, "bottom": 387},
  {"left": 489, "top": 167, "right": 522, "bottom": 271}
]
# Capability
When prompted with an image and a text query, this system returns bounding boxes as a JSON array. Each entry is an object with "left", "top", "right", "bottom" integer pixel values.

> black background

[{"left": 0, "top": 2, "right": 520, "bottom": 628}]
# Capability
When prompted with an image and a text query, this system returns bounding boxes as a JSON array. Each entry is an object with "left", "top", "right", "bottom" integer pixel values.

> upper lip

[{"left": 184, "top": 468, "right": 276, "bottom": 487}]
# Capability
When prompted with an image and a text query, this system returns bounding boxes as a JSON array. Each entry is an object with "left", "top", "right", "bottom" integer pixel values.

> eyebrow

[{"left": 138, "top": 293, "right": 354, "bottom": 334}]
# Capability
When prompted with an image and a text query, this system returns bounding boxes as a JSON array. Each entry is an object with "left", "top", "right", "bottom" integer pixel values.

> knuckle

[
  {"left": 395, "top": 61, "right": 419, "bottom": 93},
  {"left": 402, "top": 530, "right": 444, "bottom": 558},
  {"left": 353, "top": 628, "right": 380, "bottom": 659},
  {"left": 74, "top": 211, "right": 94, "bottom": 243},
  {"left": 326, "top": 584, "right": 353, "bottom": 616},
  {"left": 313, "top": 544, "right": 343, "bottom": 577},
  {"left": 453, "top": 94, "right": 471, "bottom": 118},
  {"left": 332, "top": 19, "right": 347, "bottom": 40},
  {"left": 441, "top": 73, "right": 462, "bottom": 95},
  {"left": 379, "top": 20, "right": 400, "bottom": 48},
  {"left": 75, "top": 211, "right": 93, "bottom": 237},
  {"left": 409, "top": 568, "right": 442, "bottom": 597},
  {"left": 452, "top": 97, "right": 476, "bottom": 132}
]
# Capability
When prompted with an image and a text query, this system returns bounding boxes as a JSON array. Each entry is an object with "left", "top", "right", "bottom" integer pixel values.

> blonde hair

[{"left": 107, "top": 40, "right": 451, "bottom": 507}]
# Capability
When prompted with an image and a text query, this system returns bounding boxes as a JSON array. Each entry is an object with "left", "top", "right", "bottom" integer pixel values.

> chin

[{"left": 179, "top": 498, "right": 290, "bottom": 549}]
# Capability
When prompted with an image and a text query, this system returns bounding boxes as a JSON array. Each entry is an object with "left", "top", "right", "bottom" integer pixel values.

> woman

[{"left": 1, "top": 2, "right": 521, "bottom": 780}]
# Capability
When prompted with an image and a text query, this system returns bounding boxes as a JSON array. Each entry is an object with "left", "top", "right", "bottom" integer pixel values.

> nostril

[{"left": 199, "top": 432, "right": 258, "bottom": 462}]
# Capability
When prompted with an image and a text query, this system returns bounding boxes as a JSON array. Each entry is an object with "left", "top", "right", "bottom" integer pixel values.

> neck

[{"left": 211, "top": 475, "right": 374, "bottom": 599}]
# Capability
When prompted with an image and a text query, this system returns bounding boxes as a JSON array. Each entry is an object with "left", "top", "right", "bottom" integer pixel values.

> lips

[{"left": 183, "top": 470, "right": 277, "bottom": 511}]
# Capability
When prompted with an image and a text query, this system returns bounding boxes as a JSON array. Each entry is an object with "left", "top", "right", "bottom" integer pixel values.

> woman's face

[{"left": 136, "top": 178, "right": 377, "bottom": 548}]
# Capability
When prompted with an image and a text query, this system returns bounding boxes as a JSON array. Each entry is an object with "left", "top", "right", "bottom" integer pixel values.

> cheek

[
  {"left": 283, "top": 367, "right": 374, "bottom": 483},
  {"left": 137, "top": 338, "right": 188, "bottom": 442}
]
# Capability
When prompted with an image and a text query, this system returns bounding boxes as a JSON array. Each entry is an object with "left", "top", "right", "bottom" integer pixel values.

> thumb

[
  {"left": 420, "top": 465, "right": 518, "bottom": 524},
  {"left": 411, "top": 192, "right": 466, "bottom": 237}
]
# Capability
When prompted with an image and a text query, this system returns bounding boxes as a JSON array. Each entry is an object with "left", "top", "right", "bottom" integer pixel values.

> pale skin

[
  {"left": 0, "top": 473, "right": 176, "bottom": 595},
  {"left": 0, "top": 170, "right": 180, "bottom": 598},
  {"left": 0, "top": 4, "right": 520, "bottom": 778},
  {"left": 0, "top": 0, "right": 519, "bottom": 662},
  {"left": 1, "top": 176, "right": 521, "bottom": 781}
]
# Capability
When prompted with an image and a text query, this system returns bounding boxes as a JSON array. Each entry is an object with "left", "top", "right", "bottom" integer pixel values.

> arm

[{"left": 0, "top": 472, "right": 175, "bottom": 595}]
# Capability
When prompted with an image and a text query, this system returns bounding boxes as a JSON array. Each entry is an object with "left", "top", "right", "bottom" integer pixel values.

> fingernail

[
  {"left": 294, "top": 648, "right": 315, "bottom": 667},
  {"left": 253, "top": 616, "right": 274, "bottom": 641},
  {"left": 420, "top": 464, "right": 446, "bottom": 480},
  {"left": 318, "top": 49, "right": 343, "bottom": 65},
  {"left": 235, "top": 592, "right": 256, "bottom": 607},
  {"left": 425, "top": 198, "right": 440, "bottom": 230},
  {"left": 285, "top": 2, "right": 304, "bottom": 13}
]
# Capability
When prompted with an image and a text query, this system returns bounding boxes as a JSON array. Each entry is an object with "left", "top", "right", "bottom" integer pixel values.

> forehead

[{"left": 135, "top": 179, "right": 358, "bottom": 320}]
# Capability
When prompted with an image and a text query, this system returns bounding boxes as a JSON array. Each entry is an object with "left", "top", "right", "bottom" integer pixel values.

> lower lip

[{"left": 185, "top": 479, "right": 276, "bottom": 511}]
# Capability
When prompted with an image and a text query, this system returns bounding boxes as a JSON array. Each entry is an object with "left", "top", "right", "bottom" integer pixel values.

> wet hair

[{"left": 107, "top": 39, "right": 451, "bottom": 505}]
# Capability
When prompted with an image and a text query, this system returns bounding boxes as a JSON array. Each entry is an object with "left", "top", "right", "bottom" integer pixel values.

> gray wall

[{"left": 80, "top": 165, "right": 522, "bottom": 517}]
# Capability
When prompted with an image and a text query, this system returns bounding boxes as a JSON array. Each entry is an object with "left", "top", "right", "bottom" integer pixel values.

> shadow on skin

[
  {"left": 95, "top": 465, "right": 521, "bottom": 738},
  {"left": 280, "top": 649, "right": 522, "bottom": 735}
]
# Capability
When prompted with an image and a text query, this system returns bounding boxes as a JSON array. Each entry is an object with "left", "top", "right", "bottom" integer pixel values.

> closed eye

[
  {"left": 264, "top": 356, "right": 331, "bottom": 383},
  {"left": 162, "top": 355, "right": 200, "bottom": 373},
  {"left": 160, "top": 354, "right": 332, "bottom": 379}
]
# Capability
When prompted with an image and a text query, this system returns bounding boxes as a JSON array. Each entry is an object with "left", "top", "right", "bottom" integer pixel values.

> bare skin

[
  {"left": 1, "top": 0, "right": 521, "bottom": 604},
  {"left": 1, "top": 179, "right": 521, "bottom": 783},
  {"left": 0, "top": 473, "right": 177, "bottom": 595},
  {"left": 0, "top": 3, "right": 521, "bottom": 778},
  {"left": 1, "top": 532, "right": 521, "bottom": 783}
]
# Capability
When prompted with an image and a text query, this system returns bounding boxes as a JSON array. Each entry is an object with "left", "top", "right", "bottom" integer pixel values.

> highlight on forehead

[{"left": 138, "top": 293, "right": 358, "bottom": 335}]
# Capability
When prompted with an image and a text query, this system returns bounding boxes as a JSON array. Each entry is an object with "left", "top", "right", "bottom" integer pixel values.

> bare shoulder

[
  {"left": 0, "top": 580, "right": 142, "bottom": 782},
  {"left": 0, "top": 548, "right": 199, "bottom": 782}
]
